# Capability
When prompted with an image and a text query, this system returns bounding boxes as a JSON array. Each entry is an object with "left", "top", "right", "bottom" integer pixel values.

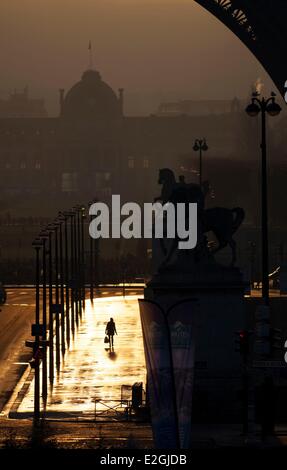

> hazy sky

[{"left": 0, "top": 0, "right": 277, "bottom": 114}]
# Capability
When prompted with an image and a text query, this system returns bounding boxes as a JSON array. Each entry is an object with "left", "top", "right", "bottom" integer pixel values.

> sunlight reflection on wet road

[{"left": 18, "top": 295, "right": 146, "bottom": 417}]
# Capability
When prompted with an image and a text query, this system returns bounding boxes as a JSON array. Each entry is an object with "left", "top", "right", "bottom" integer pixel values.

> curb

[{"left": 1, "top": 364, "right": 34, "bottom": 418}]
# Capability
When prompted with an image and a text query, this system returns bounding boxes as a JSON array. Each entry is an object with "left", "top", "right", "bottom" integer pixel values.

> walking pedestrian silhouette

[{"left": 105, "top": 317, "right": 117, "bottom": 349}]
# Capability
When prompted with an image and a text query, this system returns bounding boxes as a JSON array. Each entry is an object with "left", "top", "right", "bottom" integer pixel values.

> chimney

[
  {"left": 59, "top": 88, "right": 65, "bottom": 116},
  {"left": 118, "top": 88, "right": 124, "bottom": 116}
]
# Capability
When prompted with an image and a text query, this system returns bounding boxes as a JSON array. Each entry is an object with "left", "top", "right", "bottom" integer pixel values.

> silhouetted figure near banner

[{"left": 105, "top": 317, "right": 117, "bottom": 348}]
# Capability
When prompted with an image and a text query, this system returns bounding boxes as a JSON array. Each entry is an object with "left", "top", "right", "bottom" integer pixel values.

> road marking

[
  {"left": 1, "top": 364, "right": 32, "bottom": 417},
  {"left": 6, "top": 303, "right": 35, "bottom": 306}
]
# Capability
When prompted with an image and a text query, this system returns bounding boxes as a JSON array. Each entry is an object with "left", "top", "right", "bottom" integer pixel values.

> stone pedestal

[{"left": 144, "top": 263, "right": 246, "bottom": 423}]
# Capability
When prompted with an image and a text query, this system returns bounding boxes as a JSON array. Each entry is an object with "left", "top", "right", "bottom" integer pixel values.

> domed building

[
  {"left": 0, "top": 65, "right": 256, "bottom": 217},
  {"left": 60, "top": 69, "right": 123, "bottom": 120},
  {"left": 54, "top": 69, "right": 125, "bottom": 200}
]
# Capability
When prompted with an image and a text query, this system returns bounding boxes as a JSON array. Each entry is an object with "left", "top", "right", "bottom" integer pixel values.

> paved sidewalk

[
  {"left": 2, "top": 419, "right": 287, "bottom": 449},
  {"left": 0, "top": 418, "right": 153, "bottom": 449},
  {"left": 16, "top": 295, "right": 146, "bottom": 419}
]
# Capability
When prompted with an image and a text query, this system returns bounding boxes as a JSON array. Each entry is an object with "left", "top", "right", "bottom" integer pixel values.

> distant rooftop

[
  {"left": 156, "top": 98, "right": 244, "bottom": 117},
  {"left": 0, "top": 88, "right": 47, "bottom": 118}
]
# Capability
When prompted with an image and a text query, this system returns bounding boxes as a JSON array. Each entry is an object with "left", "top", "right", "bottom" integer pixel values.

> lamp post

[
  {"left": 246, "top": 92, "right": 281, "bottom": 307},
  {"left": 32, "top": 237, "right": 43, "bottom": 424},
  {"left": 39, "top": 230, "right": 49, "bottom": 403},
  {"left": 73, "top": 204, "right": 86, "bottom": 312},
  {"left": 89, "top": 201, "right": 94, "bottom": 301},
  {"left": 70, "top": 210, "right": 76, "bottom": 334},
  {"left": 76, "top": 206, "right": 82, "bottom": 316},
  {"left": 80, "top": 205, "right": 86, "bottom": 308},
  {"left": 57, "top": 213, "right": 66, "bottom": 355},
  {"left": 193, "top": 138, "right": 208, "bottom": 187},
  {"left": 88, "top": 199, "right": 98, "bottom": 301},
  {"left": 73, "top": 206, "right": 81, "bottom": 322},
  {"left": 63, "top": 211, "right": 71, "bottom": 346},
  {"left": 46, "top": 225, "right": 55, "bottom": 385},
  {"left": 53, "top": 222, "right": 61, "bottom": 370}
]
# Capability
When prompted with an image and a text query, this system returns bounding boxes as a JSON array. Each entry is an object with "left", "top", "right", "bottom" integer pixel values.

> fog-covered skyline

[{"left": 0, "top": 0, "right": 277, "bottom": 115}]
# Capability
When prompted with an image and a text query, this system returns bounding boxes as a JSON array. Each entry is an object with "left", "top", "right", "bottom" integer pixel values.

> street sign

[
  {"left": 31, "top": 323, "right": 45, "bottom": 337},
  {"left": 253, "top": 360, "right": 286, "bottom": 368},
  {"left": 51, "top": 303, "right": 64, "bottom": 314},
  {"left": 26, "top": 339, "right": 49, "bottom": 348}
]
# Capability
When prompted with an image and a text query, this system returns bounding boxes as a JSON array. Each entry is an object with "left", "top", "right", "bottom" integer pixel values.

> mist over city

[
  {"left": 0, "top": 0, "right": 278, "bottom": 115},
  {"left": 0, "top": 0, "right": 287, "bottom": 460}
]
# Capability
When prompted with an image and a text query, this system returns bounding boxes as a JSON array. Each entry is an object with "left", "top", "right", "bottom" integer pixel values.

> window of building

[
  {"left": 103, "top": 187, "right": 112, "bottom": 197},
  {"left": 35, "top": 160, "right": 41, "bottom": 170},
  {"left": 20, "top": 161, "right": 26, "bottom": 169},
  {"left": 143, "top": 159, "right": 149, "bottom": 168},
  {"left": 5, "top": 162, "right": 11, "bottom": 169},
  {"left": 62, "top": 172, "right": 78, "bottom": 192},
  {"left": 128, "top": 158, "right": 135, "bottom": 169}
]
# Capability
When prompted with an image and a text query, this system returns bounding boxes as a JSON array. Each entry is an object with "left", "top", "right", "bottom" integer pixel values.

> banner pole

[{"left": 164, "top": 313, "right": 181, "bottom": 449}]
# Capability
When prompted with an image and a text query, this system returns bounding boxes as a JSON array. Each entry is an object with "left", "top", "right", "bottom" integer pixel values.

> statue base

[
  {"left": 144, "top": 263, "right": 246, "bottom": 423},
  {"left": 146, "top": 263, "right": 244, "bottom": 306}
]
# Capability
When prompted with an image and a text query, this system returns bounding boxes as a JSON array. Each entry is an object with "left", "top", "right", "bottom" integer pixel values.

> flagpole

[{"left": 88, "top": 40, "right": 93, "bottom": 70}]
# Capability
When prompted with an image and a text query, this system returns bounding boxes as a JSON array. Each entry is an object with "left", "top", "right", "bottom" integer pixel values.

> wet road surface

[
  {"left": 0, "top": 289, "right": 35, "bottom": 412},
  {"left": 18, "top": 294, "right": 146, "bottom": 418}
]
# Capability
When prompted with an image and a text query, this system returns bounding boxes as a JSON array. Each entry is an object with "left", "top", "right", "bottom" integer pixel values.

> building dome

[{"left": 61, "top": 69, "right": 121, "bottom": 119}]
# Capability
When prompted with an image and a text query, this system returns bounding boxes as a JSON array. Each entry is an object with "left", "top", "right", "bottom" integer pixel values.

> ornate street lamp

[
  {"left": 193, "top": 138, "right": 208, "bottom": 187},
  {"left": 62, "top": 211, "right": 72, "bottom": 345},
  {"left": 39, "top": 230, "right": 49, "bottom": 403},
  {"left": 88, "top": 199, "right": 97, "bottom": 301},
  {"left": 31, "top": 237, "right": 44, "bottom": 423},
  {"left": 57, "top": 213, "right": 66, "bottom": 355},
  {"left": 246, "top": 92, "right": 281, "bottom": 307}
]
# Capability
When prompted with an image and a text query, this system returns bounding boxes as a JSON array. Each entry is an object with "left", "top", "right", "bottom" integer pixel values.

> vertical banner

[
  {"left": 139, "top": 298, "right": 198, "bottom": 449},
  {"left": 139, "top": 300, "right": 178, "bottom": 448},
  {"left": 168, "top": 300, "right": 197, "bottom": 448}
]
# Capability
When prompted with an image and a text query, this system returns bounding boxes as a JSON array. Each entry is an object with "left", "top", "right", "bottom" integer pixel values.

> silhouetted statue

[
  {"left": 156, "top": 168, "right": 205, "bottom": 211},
  {"left": 178, "top": 175, "right": 185, "bottom": 184},
  {"left": 203, "top": 206, "right": 245, "bottom": 265},
  {"left": 155, "top": 168, "right": 245, "bottom": 267}
]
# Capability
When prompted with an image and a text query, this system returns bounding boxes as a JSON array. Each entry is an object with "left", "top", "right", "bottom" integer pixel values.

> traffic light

[{"left": 235, "top": 330, "right": 250, "bottom": 359}]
